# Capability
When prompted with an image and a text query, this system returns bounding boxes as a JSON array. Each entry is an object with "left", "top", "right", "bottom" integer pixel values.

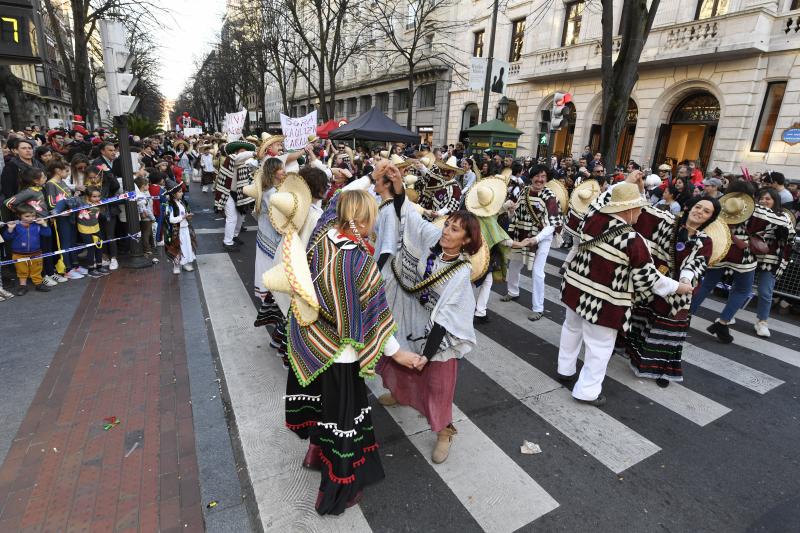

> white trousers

[
  {"left": 223, "top": 195, "right": 244, "bottom": 246},
  {"left": 557, "top": 307, "right": 618, "bottom": 401},
  {"left": 474, "top": 275, "right": 493, "bottom": 317},
  {"left": 505, "top": 238, "right": 552, "bottom": 312}
]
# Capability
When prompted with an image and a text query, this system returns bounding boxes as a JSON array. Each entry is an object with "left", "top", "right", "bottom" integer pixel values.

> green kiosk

[{"left": 464, "top": 119, "right": 523, "bottom": 157}]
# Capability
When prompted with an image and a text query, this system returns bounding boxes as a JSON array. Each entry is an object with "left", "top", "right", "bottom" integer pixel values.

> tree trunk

[
  {"left": 0, "top": 66, "right": 30, "bottom": 129},
  {"left": 406, "top": 63, "right": 415, "bottom": 130},
  {"left": 599, "top": 0, "right": 660, "bottom": 170}
]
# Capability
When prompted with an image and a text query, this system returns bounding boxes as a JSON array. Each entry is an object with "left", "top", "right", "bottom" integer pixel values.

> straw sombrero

[
  {"left": 403, "top": 175, "right": 420, "bottom": 203},
  {"left": 261, "top": 232, "right": 319, "bottom": 326},
  {"left": 598, "top": 182, "right": 647, "bottom": 214},
  {"left": 704, "top": 219, "right": 732, "bottom": 266},
  {"left": 268, "top": 173, "right": 312, "bottom": 235},
  {"left": 379, "top": 150, "right": 389, "bottom": 159},
  {"left": 432, "top": 216, "right": 490, "bottom": 282},
  {"left": 569, "top": 179, "right": 601, "bottom": 214},
  {"left": 718, "top": 192, "right": 755, "bottom": 225},
  {"left": 466, "top": 176, "right": 506, "bottom": 218},
  {"left": 500, "top": 167, "right": 512, "bottom": 179},
  {"left": 434, "top": 156, "right": 464, "bottom": 175},
  {"left": 173, "top": 140, "right": 189, "bottom": 152},
  {"left": 242, "top": 179, "right": 263, "bottom": 210},
  {"left": 389, "top": 153, "right": 411, "bottom": 169},
  {"left": 545, "top": 179, "right": 569, "bottom": 214}
]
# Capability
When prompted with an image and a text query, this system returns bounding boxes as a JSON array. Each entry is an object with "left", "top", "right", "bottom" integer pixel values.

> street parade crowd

[{"left": 1, "top": 121, "right": 798, "bottom": 516}]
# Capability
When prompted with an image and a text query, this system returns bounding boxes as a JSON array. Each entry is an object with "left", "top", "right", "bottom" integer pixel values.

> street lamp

[{"left": 497, "top": 96, "right": 509, "bottom": 121}]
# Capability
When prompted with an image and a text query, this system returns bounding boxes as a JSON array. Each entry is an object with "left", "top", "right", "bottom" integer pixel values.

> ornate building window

[
  {"left": 561, "top": 1, "right": 584, "bottom": 47},
  {"left": 509, "top": 19, "right": 525, "bottom": 62}
]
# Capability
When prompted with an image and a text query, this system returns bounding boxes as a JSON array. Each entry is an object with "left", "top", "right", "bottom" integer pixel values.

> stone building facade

[{"left": 446, "top": 0, "right": 800, "bottom": 174}]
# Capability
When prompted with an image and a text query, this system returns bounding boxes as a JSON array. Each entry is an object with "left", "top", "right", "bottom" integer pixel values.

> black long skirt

[{"left": 285, "top": 362, "right": 385, "bottom": 515}]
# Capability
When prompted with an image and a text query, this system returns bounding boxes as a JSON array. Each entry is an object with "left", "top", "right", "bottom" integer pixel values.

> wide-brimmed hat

[
  {"left": 718, "top": 192, "right": 755, "bottom": 225},
  {"left": 242, "top": 179, "right": 263, "bottom": 210},
  {"left": 173, "top": 140, "right": 189, "bottom": 152},
  {"left": 261, "top": 232, "right": 319, "bottom": 326},
  {"left": 403, "top": 175, "right": 420, "bottom": 203},
  {"left": 569, "top": 179, "right": 601, "bottom": 214},
  {"left": 500, "top": 167, "right": 512, "bottom": 179},
  {"left": 658, "top": 164, "right": 672, "bottom": 172},
  {"left": 225, "top": 140, "right": 256, "bottom": 155},
  {"left": 466, "top": 176, "right": 506, "bottom": 218},
  {"left": 262, "top": 132, "right": 284, "bottom": 149},
  {"left": 389, "top": 153, "right": 411, "bottom": 169},
  {"left": 268, "top": 173, "right": 312, "bottom": 235},
  {"left": 704, "top": 219, "right": 732, "bottom": 266},
  {"left": 545, "top": 179, "right": 569, "bottom": 213},
  {"left": 434, "top": 156, "right": 464, "bottom": 175},
  {"left": 379, "top": 150, "right": 389, "bottom": 159},
  {"left": 598, "top": 182, "right": 648, "bottom": 214},
  {"left": 432, "top": 217, "right": 490, "bottom": 282},
  {"left": 165, "top": 179, "right": 182, "bottom": 195}
]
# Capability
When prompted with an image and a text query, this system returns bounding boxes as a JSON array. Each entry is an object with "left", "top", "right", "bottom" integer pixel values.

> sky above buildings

[{"left": 156, "top": 0, "right": 227, "bottom": 100}]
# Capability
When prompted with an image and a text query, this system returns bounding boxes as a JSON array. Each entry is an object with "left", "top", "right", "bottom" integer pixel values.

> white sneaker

[
  {"left": 101, "top": 259, "right": 110, "bottom": 267},
  {"left": 109, "top": 258, "right": 119, "bottom": 270},
  {"left": 66, "top": 269, "right": 84, "bottom": 280},
  {"left": 754, "top": 321, "right": 770, "bottom": 338},
  {"left": 42, "top": 275, "right": 58, "bottom": 287},
  {"left": 52, "top": 273, "right": 69, "bottom": 283},
  {"left": 173, "top": 265, "right": 181, "bottom": 275},
  {"left": 0, "top": 288, "right": 14, "bottom": 299},
  {"left": 157, "top": 240, "right": 165, "bottom": 247},
  {"left": 202, "top": 185, "right": 208, "bottom": 192},
  {"left": 76, "top": 266, "right": 89, "bottom": 275},
  {"left": 182, "top": 263, "right": 194, "bottom": 272},
  {"left": 152, "top": 257, "right": 160, "bottom": 264}
]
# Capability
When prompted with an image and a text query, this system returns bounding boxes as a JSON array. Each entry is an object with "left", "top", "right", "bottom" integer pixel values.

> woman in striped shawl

[
  {"left": 284, "top": 190, "right": 421, "bottom": 516},
  {"left": 625, "top": 197, "right": 720, "bottom": 387}
]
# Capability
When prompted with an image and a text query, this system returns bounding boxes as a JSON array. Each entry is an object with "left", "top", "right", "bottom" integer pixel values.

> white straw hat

[{"left": 598, "top": 182, "right": 648, "bottom": 214}]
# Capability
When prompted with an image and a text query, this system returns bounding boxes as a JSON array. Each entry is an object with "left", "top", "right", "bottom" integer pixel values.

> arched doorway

[
  {"left": 652, "top": 91, "right": 720, "bottom": 171},
  {"left": 587, "top": 99, "right": 638, "bottom": 166},
  {"left": 460, "top": 103, "right": 479, "bottom": 142},
  {"left": 552, "top": 101, "right": 576, "bottom": 158}
]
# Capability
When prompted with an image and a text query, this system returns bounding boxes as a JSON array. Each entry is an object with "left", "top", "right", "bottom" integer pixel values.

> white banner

[
  {"left": 469, "top": 57, "right": 509, "bottom": 95},
  {"left": 182, "top": 127, "right": 203, "bottom": 137},
  {"left": 223, "top": 109, "right": 248, "bottom": 141},
  {"left": 280, "top": 110, "right": 318, "bottom": 151}
]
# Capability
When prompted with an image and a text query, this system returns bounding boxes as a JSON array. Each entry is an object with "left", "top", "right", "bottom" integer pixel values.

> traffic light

[
  {"left": 99, "top": 20, "right": 139, "bottom": 116},
  {"left": 551, "top": 92, "right": 572, "bottom": 130}
]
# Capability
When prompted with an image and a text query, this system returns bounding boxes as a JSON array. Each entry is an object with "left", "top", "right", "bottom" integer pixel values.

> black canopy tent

[{"left": 328, "top": 107, "right": 420, "bottom": 144}]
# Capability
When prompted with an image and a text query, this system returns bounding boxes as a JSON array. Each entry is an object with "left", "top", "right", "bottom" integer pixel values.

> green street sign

[{"left": 539, "top": 133, "right": 548, "bottom": 145}]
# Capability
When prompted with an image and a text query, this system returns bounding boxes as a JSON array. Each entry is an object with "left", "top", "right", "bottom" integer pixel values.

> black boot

[{"left": 706, "top": 321, "right": 733, "bottom": 344}]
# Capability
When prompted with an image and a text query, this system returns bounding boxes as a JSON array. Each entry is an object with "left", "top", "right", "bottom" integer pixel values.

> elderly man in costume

[
  {"left": 557, "top": 182, "right": 693, "bottom": 406},
  {"left": 214, "top": 140, "right": 257, "bottom": 252},
  {"left": 502, "top": 165, "right": 566, "bottom": 321},
  {"left": 417, "top": 156, "right": 464, "bottom": 221}
]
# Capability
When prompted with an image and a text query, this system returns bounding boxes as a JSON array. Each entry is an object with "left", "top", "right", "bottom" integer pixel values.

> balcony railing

[{"left": 518, "top": 7, "right": 786, "bottom": 82}]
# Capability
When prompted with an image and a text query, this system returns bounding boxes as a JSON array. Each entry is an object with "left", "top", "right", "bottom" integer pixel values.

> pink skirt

[{"left": 377, "top": 357, "right": 458, "bottom": 432}]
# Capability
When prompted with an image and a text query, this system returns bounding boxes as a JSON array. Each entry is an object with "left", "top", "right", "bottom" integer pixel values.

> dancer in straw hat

[
  {"left": 558, "top": 182, "right": 694, "bottom": 406},
  {"left": 266, "top": 189, "right": 420, "bottom": 516},
  {"left": 417, "top": 155, "right": 464, "bottom": 221},
  {"left": 625, "top": 197, "right": 723, "bottom": 387},
  {"left": 501, "top": 165, "right": 564, "bottom": 321},
  {"left": 376, "top": 166, "right": 482, "bottom": 465},
  {"left": 691, "top": 180, "right": 793, "bottom": 342}
]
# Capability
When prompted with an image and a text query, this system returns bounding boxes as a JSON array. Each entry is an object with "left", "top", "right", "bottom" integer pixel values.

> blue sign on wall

[{"left": 782, "top": 127, "right": 800, "bottom": 145}]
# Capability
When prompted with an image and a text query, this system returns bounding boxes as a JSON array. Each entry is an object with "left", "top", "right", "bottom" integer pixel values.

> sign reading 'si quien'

[
  {"left": 783, "top": 124, "right": 800, "bottom": 146},
  {"left": 0, "top": 0, "right": 40, "bottom": 65}
]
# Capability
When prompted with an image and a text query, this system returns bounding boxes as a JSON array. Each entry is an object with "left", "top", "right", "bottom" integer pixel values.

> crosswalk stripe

[
  {"left": 469, "top": 331, "right": 661, "bottom": 474},
  {"left": 194, "top": 224, "right": 258, "bottom": 235},
  {"left": 366, "top": 376, "right": 559, "bottom": 532},
  {"left": 536, "top": 264, "right": 785, "bottom": 392},
  {"left": 546, "top": 248, "right": 800, "bottom": 338},
  {"left": 197, "top": 253, "right": 373, "bottom": 532},
  {"left": 486, "top": 291, "right": 732, "bottom": 426}
]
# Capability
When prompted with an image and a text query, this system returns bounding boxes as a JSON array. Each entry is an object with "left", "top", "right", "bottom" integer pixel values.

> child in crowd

[
  {"left": 77, "top": 187, "right": 109, "bottom": 278},
  {"left": 135, "top": 175, "right": 158, "bottom": 263},
  {"left": 1, "top": 204, "right": 52, "bottom": 294},
  {"left": 164, "top": 182, "right": 196, "bottom": 275},
  {"left": 45, "top": 160, "right": 84, "bottom": 279}
]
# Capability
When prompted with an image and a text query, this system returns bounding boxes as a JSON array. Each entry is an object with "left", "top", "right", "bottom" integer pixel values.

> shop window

[
  {"left": 751, "top": 81, "right": 786, "bottom": 153},
  {"left": 562, "top": 1, "right": 584, "bottom": 47}
]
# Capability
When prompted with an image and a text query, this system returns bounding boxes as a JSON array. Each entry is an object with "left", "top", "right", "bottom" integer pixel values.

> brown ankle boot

[
  {"left": 432, "top": 424, "right": 457, "bottom": 464},
  {"left": 378, "top": 393, "right": 397, "bottom": 406}
]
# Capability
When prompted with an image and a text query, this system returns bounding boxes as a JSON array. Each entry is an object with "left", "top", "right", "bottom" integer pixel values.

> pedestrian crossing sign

[{"left": 539, "top": 133, "right": 548, "bottom": 145}]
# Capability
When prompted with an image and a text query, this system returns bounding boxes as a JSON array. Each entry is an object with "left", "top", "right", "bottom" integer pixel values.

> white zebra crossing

[
  {"left": 366, "top": 377, "right": 559, "bottom": 532},
  {"left": 486, "top": 291, "right": 732, "bottom": 426},
  {"left": 469, "top": 331, "right": 661, "bottom": 473},
  {"left": 536, "top": 264, "right": 785, "bottom": 393}
]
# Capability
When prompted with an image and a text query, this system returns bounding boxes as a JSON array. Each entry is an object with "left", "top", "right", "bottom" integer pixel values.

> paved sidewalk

[{"left": 0, "top": 265, "right": 203, "bottom": 532}]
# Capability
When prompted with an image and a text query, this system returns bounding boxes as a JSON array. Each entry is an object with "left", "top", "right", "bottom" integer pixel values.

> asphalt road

[{"left": 188, "top": 189, "right": 800, "bottom": 533}]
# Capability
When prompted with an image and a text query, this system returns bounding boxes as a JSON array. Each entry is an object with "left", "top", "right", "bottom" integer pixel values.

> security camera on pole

[
  {"left": 100, "top": 20, "right": 150, "bottom": 268},
  {"left": 547, "top": 92, "right": 572, "bottom": 159}
]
